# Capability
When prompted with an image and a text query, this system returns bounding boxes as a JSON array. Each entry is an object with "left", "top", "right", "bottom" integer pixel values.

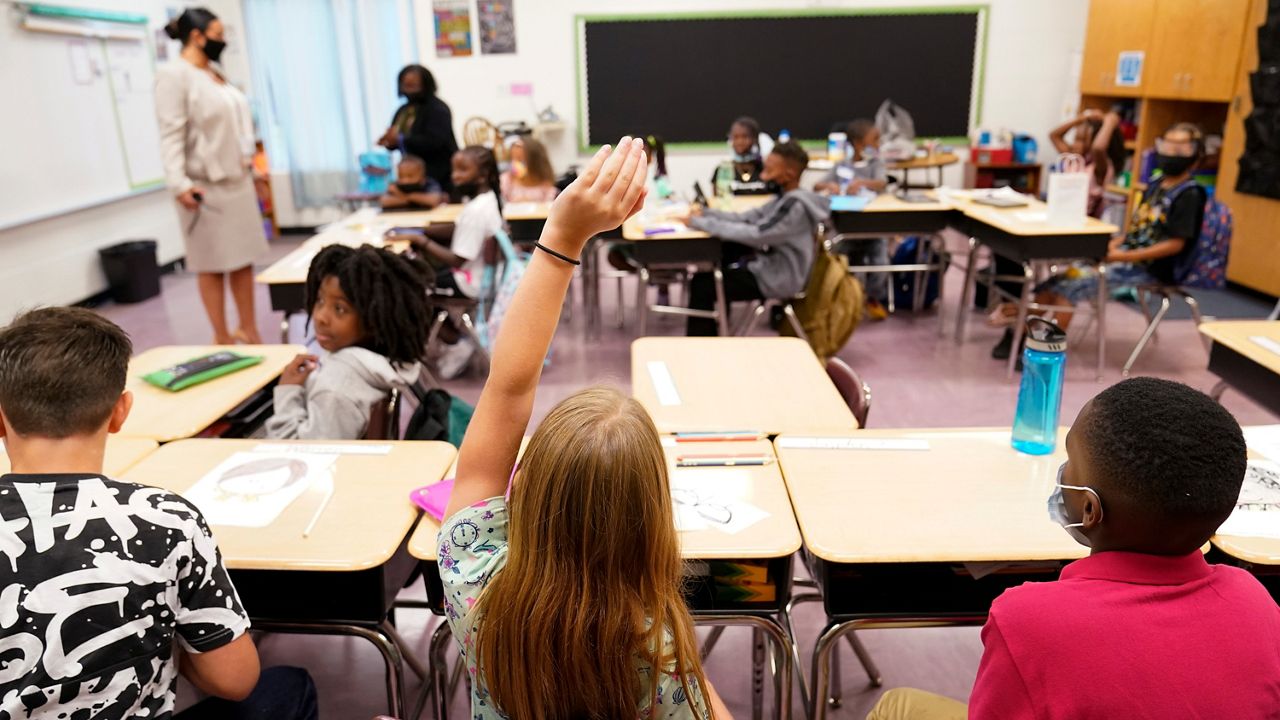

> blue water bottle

[{"left": 1011, "top": 318, "right": 1068, "bottom": 455}]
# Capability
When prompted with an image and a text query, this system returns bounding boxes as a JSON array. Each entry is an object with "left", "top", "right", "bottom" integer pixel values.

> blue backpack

[
  {"left": 1163, "top": 181, "right": 1232, "bottom": 289},
  {"left": 891, "top": 236, "right": 940, "bottom": 309}
]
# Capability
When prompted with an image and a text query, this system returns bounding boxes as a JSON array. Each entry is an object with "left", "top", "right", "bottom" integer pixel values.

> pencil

[{"left": 302, "top": 483, "right": 335, "bottom": 538}]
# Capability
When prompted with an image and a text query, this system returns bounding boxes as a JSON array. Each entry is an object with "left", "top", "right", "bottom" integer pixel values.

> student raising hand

[{"left": 446, "top": 137, "right": 649, "bottom": 518}]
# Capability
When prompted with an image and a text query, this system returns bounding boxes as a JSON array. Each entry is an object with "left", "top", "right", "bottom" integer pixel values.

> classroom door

[
  {"left": 1080, "top": 0, "right": 1157, "bottom": 97},
  {"left": 1148, "top": 0, "right": 1251, "bottom": 101}
]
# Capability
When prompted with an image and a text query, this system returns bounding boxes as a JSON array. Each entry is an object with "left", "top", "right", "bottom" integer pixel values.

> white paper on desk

[
  {"left": 647, "top": 361, "right": 681, "bottom": 406},
  {"left": 1245, "top": 426, "right": 1280, "bottom": 464},
  {"left": 184, "top": 451, "right": 336, "bottom": 527},
  {"left": 504, "top": 202, "right": 540, "bottom": 216},
  {"left": 253, "top": 442, "right": 392, "bottom": 456},
  {"left": 1250, "top": 335, "right": 1280, "bottom": 356},
  {"left": 775, "top": 436, "right": 930, "bottom": 451},
  {"left": 670, "top": 472, "right": 769, "bottom": 535},
  {"left": 1217, "top": 460, "right": 1280, "bottom": 538},
  {"left": 1013, "top": 211, "right": 1048, "bottom": 224}
]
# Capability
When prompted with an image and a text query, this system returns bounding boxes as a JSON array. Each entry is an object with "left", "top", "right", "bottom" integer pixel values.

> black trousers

[{"left": 686, "top": 268, "right": 764, "bottom": 336}]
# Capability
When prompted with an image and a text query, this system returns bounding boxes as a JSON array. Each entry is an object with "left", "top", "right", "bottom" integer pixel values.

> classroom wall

[
  {"left": 409, "top": 0, "right": 1091, "bottom": 192},
  {"left": 0, "top": 1, "right": 188, "bottom": 323}
]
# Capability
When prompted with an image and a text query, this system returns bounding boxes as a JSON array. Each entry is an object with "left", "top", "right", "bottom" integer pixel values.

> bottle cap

[{"left": 1025, "top": 317, "right": 1067, "bottom": 353}]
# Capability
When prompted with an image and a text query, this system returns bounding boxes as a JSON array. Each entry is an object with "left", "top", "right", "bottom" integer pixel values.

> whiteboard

[{"left": 0, "top": 14, "right": 165, "bottom": 231}]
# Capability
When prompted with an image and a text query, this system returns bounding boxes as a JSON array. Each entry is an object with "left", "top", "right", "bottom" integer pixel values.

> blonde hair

[
  {"left": 474, "top": 386, "right": 712, "bottom": 719},
  {"left": 517, "top": 137, "right": 557, "bottom": 187}
]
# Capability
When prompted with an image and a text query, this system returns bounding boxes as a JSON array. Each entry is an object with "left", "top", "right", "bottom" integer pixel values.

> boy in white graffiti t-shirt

[{"left": 0, "top": 307, "right": 316, "bottom": 720}]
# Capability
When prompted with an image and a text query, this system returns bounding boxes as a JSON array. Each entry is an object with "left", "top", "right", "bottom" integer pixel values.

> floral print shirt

[{"left": 437, "top": 496, "right": 708, "bottom": 719}]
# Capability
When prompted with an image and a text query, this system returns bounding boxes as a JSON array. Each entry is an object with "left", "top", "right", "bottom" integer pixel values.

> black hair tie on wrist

[{"left": 534, "top": 242, "right": 581, "bottom": 266}]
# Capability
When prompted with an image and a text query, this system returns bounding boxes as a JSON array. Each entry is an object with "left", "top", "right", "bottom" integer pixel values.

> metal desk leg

[
  {"left": 254, "top": 621, "right": 408, "bottom": 718},
  {"left": 701, "top": 626, "right": 726, "bottom": 660},
  {"left": 693, "top": 615, "right": 793, "bottom": 720},
  {"left": 954, "top": 238, "right": 980, "bottom": 343},
  {"left": 714, "top": 267, "right": 730, "bottom": 337},
  {"left": 934, "top": 236, "right": 950, "bottom": 337},
  {"left": 752, "top": 628, "right": 766, "bottom": 720},
  {"left": 637, "top": 267, "right": 650, "bottom": 336},
  {"left": 912, "top": 235, "right": 927, "bottom": 312},
  {"left": 280, "top": 312, "right": 293, "bottom": 344},
  {"left": 1006, "top": 263, "right": 1036, "bottom": 379},
  {"left": 430, "top": 620, "right": 453, "bottom": 720},
  {"left": 1095, "top": 261, "right": 1107, "bottom": 381}
]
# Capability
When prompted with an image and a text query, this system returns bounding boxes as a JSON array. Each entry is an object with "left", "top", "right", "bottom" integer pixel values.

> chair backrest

[
  {"left": 824, "top": 357, "right": 871, "bottom": 427},
  {"left": 363, "top": 389, "right": 400, "bottom": 440},
  {"left": 463, "top": 116, "right": 499, "bottom": 151}
]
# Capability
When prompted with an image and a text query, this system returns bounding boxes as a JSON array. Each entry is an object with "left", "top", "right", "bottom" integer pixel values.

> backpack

[
  {"left": 403, "top": 383, "right": 475, "bottom": 445},
  {"left": 782, "top": 231, "right": 864, "bottom": 359},
  {"left": 476, "top": 229, "right": 528, "bottom": 349},
  {"left": 890, "top": 236, "right": 940, "bottom": 310},
  {"left": 1169, "top": 185, "right": 1232, "bottom": 289}
]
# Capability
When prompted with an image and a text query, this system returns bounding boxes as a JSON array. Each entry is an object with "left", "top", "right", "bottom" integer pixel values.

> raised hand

[{"left": 543, "top": 137, "right": 649, "bottom": 256}]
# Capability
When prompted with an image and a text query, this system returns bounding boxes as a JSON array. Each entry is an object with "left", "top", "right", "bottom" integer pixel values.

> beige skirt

[{"left": 178, "top": 174, "right": 269, "bottom": 273}]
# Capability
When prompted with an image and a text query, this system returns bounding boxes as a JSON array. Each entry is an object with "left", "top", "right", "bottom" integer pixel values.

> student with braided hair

[{"left": 265, "top": 244, "right": 432, "bottom": 439}]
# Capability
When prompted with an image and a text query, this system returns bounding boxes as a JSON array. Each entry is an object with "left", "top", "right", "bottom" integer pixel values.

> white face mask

[{"left": 1047, "top": 463, "right": 1103, "bottom": 547}]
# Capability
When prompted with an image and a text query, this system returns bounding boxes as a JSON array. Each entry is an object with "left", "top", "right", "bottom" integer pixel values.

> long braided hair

[
  {"left": 304, "top": 244, "right": 432, "bottom": 366},
  {"left": 460, "top": 145, "right": 502, "bottom": 213}
]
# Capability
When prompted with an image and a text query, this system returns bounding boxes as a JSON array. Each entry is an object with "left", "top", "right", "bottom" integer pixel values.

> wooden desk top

[
  {"left": 888, "top": 152, "right": 960, "bottom": 170},
  {"left": 775, "top": 428, "right": 1088, "bottom": 564},
  {"left": 119, "top": 345, "right": 304, "bottom": 442},
  {"left": 0, "top": 436, "right": 159, "bottom": 477},
  {"left": 257, "top": 208, "right": 418, "bottom": 286},
  {"left": 503, "top": 201, "right": 552, "bottom": 221},
  {"left": 1200, "top": 321, "right": 1280, "bottom": 374},
  {"left": 122, "top": 439, "right": 456, "bottom": 571},
  {"left": 622, "top": 196, "right": 773, "bottom": 241},
  {"left": 407, "top": 438, "right": 799, "bottom": 562},
  {"left": 632, "top": 337, "right": 858, "bottom": 435},
  {"left": 860, "top": 192, "right": 953, "bottom": 213},
  {"left": 958, "top": 197, "right": 1117, "bottom": 237}
]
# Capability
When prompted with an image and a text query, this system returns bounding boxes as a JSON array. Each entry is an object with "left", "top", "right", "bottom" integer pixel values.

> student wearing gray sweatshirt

[
  {"left": 680, "top": 141, "right": 831, "bottom": 336},
  {"left": 265, "top": 244, "right": 432, "bottom": 440}
]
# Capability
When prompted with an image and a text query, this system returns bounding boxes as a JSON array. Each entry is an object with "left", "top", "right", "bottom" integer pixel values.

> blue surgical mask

[{"left": 1047, "top": 463, "right": 1102, "bottom": 547}]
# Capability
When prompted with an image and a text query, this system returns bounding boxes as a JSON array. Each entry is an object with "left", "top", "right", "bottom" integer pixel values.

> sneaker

[
  {"left": 437, "top": 338, "right": 475, "bottom": 380},
  {"left": 866, "top": 300, "right": 889, "bottom": 322}
]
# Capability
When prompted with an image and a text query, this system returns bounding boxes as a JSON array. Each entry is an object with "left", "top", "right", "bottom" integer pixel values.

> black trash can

[{"left": 99, "top": 240, "right": 161, "bottom": 304}]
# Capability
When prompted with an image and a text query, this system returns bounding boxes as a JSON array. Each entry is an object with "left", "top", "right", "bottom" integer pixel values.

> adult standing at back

[
  {"left": 155, "top": 8, "right": 267, "bottom": 344},
  {"left": 378, "top": 64, "right": 459, "bottom": 195}
]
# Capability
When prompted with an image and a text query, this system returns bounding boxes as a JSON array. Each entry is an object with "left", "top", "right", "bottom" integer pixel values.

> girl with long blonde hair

[{"left": 439, "top": 137, "right": 731, "bottom": 719}]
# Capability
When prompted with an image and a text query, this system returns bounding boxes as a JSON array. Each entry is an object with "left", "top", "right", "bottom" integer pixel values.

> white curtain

[{"left": 243, "top": 0, "right": 417, "bottom": 208}]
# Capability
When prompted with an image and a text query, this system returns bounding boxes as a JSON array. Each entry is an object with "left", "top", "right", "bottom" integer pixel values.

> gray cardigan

[
  {"left": 265, "top": 347, "right": 422, "bottom": 440},
  {"left": 689, "top": 190, "right": 830, "bottom": 298}
]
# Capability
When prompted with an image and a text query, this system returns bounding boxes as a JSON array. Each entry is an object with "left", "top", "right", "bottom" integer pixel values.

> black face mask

[
  {"left": 763, "top": 180, "right": 783, "bottom": 195},
  {"left": 403, "top": 91, "right": 427, "bottom": 104},
  {"left": 203, "top": 39, "right": 226, "bottom": 63},
  {"left": 1155, "top": 153, "right": 1196, "bottom": 177},
  {"left": 396, "top": 182, "right": 427, "bottom": 194},
  {"left": 454, "top": 180, "right": 481, "bottom": 197}
]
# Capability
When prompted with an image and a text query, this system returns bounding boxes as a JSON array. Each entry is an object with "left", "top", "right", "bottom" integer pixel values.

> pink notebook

[{"left": 410, "top": 479, "right": 454, "bottom": 521}]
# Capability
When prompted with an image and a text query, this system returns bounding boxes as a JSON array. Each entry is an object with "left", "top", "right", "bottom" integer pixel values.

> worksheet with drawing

[{"left": 184, "top": 451, "right": 337, "bottom": 527}]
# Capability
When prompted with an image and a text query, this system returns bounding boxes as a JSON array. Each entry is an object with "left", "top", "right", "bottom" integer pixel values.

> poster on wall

[
  {"left": 478, "top": 0, "right": 516, "bottom": 54},
  {"left": 433, "top": 0, "right": 473, "bottom": 58}
]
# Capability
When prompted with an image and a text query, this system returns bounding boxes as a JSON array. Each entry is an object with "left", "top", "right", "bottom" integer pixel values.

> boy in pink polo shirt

[{"left": 868, "top": 377, "right": 1280, "bottom": 720}]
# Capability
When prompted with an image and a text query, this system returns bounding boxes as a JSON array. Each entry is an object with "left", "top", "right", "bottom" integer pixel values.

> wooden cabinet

[
  {"left": 1080, "top": 0, "right": 1157, "bottom": 96},
  {"left": 1217, "top": 0, "right": 1280, "bottom": 295},
  {"left": 1147, "top": 0, "right": 1251, "bottom": 100}
]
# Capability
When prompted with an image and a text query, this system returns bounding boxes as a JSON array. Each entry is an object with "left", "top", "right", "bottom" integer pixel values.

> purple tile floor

[{"left": 97, "top": 232, "right": 1276, "bottom": 719}]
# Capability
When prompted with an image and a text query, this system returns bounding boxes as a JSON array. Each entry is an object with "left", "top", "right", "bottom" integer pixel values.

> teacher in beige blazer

[{"left": 156, "top": 7, "right": 267, "bottom": 345}]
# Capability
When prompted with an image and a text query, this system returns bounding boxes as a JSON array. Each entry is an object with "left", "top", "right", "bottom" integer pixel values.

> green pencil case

[{"left": 142, "top": 351, "right": 264, "bottom": 392}]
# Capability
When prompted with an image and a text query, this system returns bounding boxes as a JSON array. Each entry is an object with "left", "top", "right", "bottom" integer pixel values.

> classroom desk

[
  {"left": 122, "top": 438, "right": 457, "bottom": 717},
  {"left": 0, "top": 436, "right": 158, "bottom": 476},
  {"left": 829, "top": 192, "right": 957, "bottom": 321},
  {"left": 119, "top": 345, "right": 303, "bottom": 442},
  {"left": 1200, "top": 321, "right": 1280, "bottom": 418},
  {"left": 773, "top": 428, "right": 1086, "bottom": 718},
  {"left": 631, "top": 336, "right": 858, "bottom": 435},
  {"left": 887, "top": 152, "right": 960, "bottom": 189},
  {"left": 407, "top": 438, "right": 799, "bottom": 719},
  {"left": 259, "top": 204, "right": 552, "bottom": 322},
  {"left": 952, "top": 198, "right": 1118, "bottom": 379}
]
